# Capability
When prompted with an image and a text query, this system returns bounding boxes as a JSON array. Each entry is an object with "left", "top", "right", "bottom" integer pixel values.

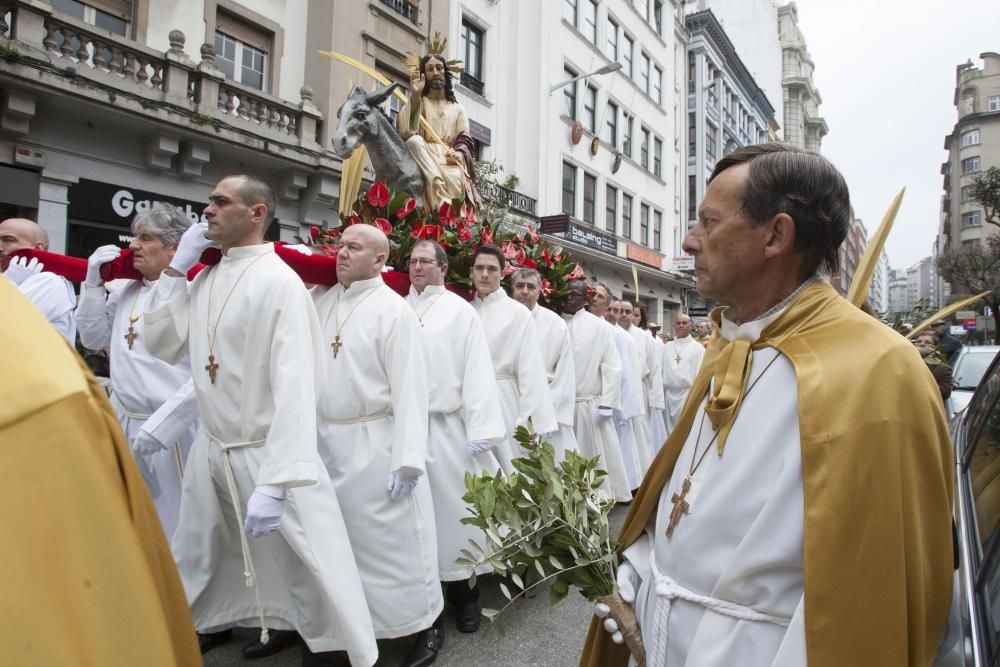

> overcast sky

[{"left": 792, "top": 0, "right": 1000, "bottom": 271}]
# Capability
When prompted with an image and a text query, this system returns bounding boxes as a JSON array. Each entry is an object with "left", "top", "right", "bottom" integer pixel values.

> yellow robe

[
  {"left": 0, "top": 278, "right": 201, "bottom": 666},
  {"left": 580, "top": 280, "right": 954, "bottom": 666}
]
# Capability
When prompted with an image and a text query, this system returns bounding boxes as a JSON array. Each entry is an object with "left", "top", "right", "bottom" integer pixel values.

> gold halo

[{"left": 404, "top": 32, "right": 464, "bottom": 74}]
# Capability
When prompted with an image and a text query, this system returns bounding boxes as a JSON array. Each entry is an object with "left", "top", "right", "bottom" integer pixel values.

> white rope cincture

[
  {"left": 206, "top": 431, "right": 270, "bottom": 645},
  {"left": 320, "top": 408, "right": 393, "bottom": 425},
  {"left": 494, "top": 372, "right": 517, "bottom": 381},
  {"left": 648, "top": 551, "right": 791, "bottom": 667}
]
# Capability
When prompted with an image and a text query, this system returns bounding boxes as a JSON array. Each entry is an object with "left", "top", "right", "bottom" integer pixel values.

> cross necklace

[
  {"left": 123, "top": 284, "right": 145, "bottom": 350},
  {"left": 414, "top": 290, "right": 445, "bottom": 327},
  {"left": 665, "top": 350, "right": 781, "bottom": 539},
  {"left": 204, "top": 253, "right": 268, "bottom": 385},
  {"left": 326, "top": 284, "right": 382, "bottom": 358}
]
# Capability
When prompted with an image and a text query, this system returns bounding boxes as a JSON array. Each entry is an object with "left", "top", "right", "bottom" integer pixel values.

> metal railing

[
  {"left": 460, "top": 72, "right": 484, "bottom": 96},
  {"left": 378, "top": 0, "right": 419, "bottom": 24},
  {"left": 480, "top": 181, "right": 538, "bottom": 218}
]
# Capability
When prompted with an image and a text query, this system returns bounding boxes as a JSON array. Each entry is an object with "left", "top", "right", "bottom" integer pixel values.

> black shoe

[
  {"left": 242, "top": 629, "right": 299, "bottom": 659},
  {"left": 197, "top": 629, "right": 233, "bottom": 654},
  {"left": 401, "top": 625, "right": 444, "bottom": 667},
  {"left": 454, "top": 600, "right": 481, "bottom": 633},
  {"left": 302, "top": 649, "right": 349, "bottom": 667}
]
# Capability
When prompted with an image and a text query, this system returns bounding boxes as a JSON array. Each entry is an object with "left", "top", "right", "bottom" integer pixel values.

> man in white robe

[
  {"left": 1, "top": 217, "right": 76, "bottom": 344},
  {"left": 590, "top": 286, "right": 643, "bottom": 493},
  {"left": 406, "top": 239, "right": 506, "bottom": 636},
  {"left": 142, "top": 175, "right": 376, "bottom": 666},
  {"left": 615, "top": 300, "right": 654, "bottom": 475},
  {"left": 633, "top": 308, "right": 668, "bottom": 452},
  {"left": 662, "top": 313, "right": 705, "bottom": 433},
  {"left": 76, "top": 203, "right": 198, "bottom": 539},
  {"left": 511, "top": 267, "right": 578, "bottom": 462},
  {"left": 471, "top": 245, "right": 558, "bottom": 473},
  {"left": 311, "top": 224, "right": 444, "bottom": 667},
  {"left": 561, "top": 280, "right": 631, "bottom": 503}
]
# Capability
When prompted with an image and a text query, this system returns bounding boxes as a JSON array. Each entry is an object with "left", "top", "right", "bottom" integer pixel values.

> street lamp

[{"left": 548, "top": 61, "right": 623, "bottom": 94}]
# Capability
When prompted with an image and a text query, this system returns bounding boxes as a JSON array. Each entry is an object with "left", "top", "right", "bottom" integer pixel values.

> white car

[{"left": 950, "top": 347, "right": 1000, "bottom": 419}]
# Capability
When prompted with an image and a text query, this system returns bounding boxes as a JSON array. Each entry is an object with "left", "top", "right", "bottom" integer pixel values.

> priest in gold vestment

[{"left": 583, "top": 144, "right": 953, "bottom": 667}]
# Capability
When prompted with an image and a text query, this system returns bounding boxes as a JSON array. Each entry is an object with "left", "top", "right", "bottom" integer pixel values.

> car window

[{"left": 956, "top": 350, "right": 1000, "bottom": 391}]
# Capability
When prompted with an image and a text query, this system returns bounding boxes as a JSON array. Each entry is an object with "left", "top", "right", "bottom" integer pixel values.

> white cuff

[{"left": 255, "top": 484, "right": 287, "bottom": 500}]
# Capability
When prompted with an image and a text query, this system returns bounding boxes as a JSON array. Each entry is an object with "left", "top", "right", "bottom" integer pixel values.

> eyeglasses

[{"left": 407, "top": 258, "right": 441, "bottom": 267}]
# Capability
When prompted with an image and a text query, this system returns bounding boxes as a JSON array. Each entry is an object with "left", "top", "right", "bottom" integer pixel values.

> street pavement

[{"left": 203, "top": 505, "right": 628, "bottom": 667}]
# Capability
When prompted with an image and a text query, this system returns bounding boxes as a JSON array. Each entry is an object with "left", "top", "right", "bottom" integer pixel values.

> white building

[
  {"left": 888, "top": 268, "right": 909, "bottom": 315},
  {"left": 777, "top": 2, "right": 827, "bottom": 151},
  {"left": 448, "top": 0, "right": 694, "bottom": 325},
  {"left": 906, "top": 256, "right": 938, "bottom": 311},
  {"left": 867, "top": 250, "right": 890, "bottom": 313}
]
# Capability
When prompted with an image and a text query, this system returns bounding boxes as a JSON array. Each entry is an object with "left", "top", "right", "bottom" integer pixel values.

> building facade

[
  {"left": 777, "top": 1, "right": 826, "bottom": 152},
  {"left": 888, "top": 268, "right": 909, "bottom": 316},
  {"left": 940, "top": 52, "right": 1000, "bottom": 254},
  {"left": 905, "top": 256, "right": 938, "bottom": 311},
  {"left": 868, "top": 249, "right": 890, "bottom": 313}
]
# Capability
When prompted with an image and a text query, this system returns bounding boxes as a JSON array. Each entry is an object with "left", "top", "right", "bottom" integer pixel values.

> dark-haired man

[
  {"left": 143, "top": 175, "right": 377, "bottom": 665},
  {"left": 584, "top": 144, "right": 953, "bottom": 667},
  {"left": 470, "top": 245, "right": 557, "bottom": 473}
]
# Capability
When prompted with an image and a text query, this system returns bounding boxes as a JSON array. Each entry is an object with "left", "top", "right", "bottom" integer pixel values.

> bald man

[
  {"left": 1, "top": 218, "right": 76, "bottom": 343},
  {"left": 662, "top": 312, "right": 705, "bottom": 434},
  {"left": 310, "top": 223, "right": 444, "bottom": 667}
]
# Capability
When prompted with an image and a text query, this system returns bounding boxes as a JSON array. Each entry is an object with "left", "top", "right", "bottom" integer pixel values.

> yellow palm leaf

[
  {"left": 338, "top": 145, "right": 368, "bottom": 218},
  {"left": 847, "top": 187, "right": 905, "bottom": 307},
  {"left": 906, "top": 291, "right": 990, "bottom": 340}
]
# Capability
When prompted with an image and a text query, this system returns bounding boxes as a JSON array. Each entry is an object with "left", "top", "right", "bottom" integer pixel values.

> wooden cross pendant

[
  {"left": 665, "top": 476, "right": 692, "bottom": 539},
  {"left": 331, "top": 335, "right": 343, "bottom": 358},
  {"left": 205, "top": 354, "right": 219, "bottom": 385},
  {"left": 124, "top": 325, "right": 138, "bottom": 350}
]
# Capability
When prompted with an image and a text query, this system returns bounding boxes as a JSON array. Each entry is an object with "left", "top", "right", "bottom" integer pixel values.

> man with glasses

[
  {"left": 311, "top": 224, "right": 443, "bottom": 667},
  {"left": 470, "top": 245, "right": 557, "bottom": 473},
  {"left": 406, "top": 239, "right": 505, "bottom": 635}
]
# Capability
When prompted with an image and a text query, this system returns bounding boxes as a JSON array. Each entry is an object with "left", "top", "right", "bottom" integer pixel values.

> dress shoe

[
  {"left": 454, "top": 600, "right": 481, "bottom": 633},
  {"left": 242, "top": 629, "right": 299, "bottom": 659},
  {"left": 197, "top": 628, "right": 232, "bottom": 654},
  {"left": 401, "top": 625, "right": 444, "bottom": 667},
  {"left": 302, "top": 649, "right": 350, "bottom": 667}
]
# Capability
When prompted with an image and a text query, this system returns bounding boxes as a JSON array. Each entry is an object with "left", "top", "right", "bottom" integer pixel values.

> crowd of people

[{"left": 2, "top": 142, "right": 959, "bottom": 667}]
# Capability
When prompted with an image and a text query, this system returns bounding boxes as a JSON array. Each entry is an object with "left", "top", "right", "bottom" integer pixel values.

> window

[
  {"left": 563, "top": 0, "right": 578, "bottom": 26},
  {"left": 563, "top": 66, "right": 578, "bottom": 120},
  {"left": 653, "top": 0, "right": 663, "bottom": 35},
  {"left": 705, "top": 121, "right": 718, "bottom": 165},
  {"left": 461, "top": 19, "right": 484, "bottom": 91},
  {"left": 962, "top": 185, "right": 974, "bottom": 202},
  {"left": 688, "top": 57, "right": 695, "bottom": 94},
  {"left": 963, "top": 238, "right": 982, "bottom": 247},
  {"left": 688, "top": 175, "right": 696, "bottom": 220},
  {"left": 640, "top": 127, "right": 651, "bottom": 170},
  {"left": 622, "top": 35, "right": 634, "bottom": 78},
  {"left": 653, "top": 65, "right": 663, "bottom": 105},
  {"left": 639, "top": 52, "right": 650, "bottom": 94},
  {"left": 653, "top": 209, "right": 662, "bottom": 250},
  {"left": 637, "top": 0, "right": 649, "bottom": 21},
  {"left": 688, "top": 112, "right": 696, "bottom": 157},
  {"left": 990, "top": 95, "right": 1000, "bottom": 112},
  {"left": 640, "top": 203, "right": 650, "bottom": 246},
  {"left": 962, "top": 156, "right": 981, "bottom": 174},
  {"left": 653, "top": 137, "right": 663, "bottom": 177},
  {"left": 606, "top": 19, "right": 619, "bottom": 60},
  {"left": 562, "top": 162, "right": 577, "bottom": 216},
  {"left": 584, "top": 84, "right": 598, "bottom": 133},
  {"left": 962, "top": 129, "right": 981, "bottom": 147},
  {"left": 582, "top": 0, "right": 598, "bottom": 45},
  {"left": 215, "top": 11, "right": 271, "bottom": 90},
  {"left": 623, "top": 112, "right": 634, "bottom": 157},
  {"left": 583, "top": 173, "right": 597, "bottom": 225},
  {"left": 622, "top": 193, "right": 633, "bottom": 238},
  {"left": 606, "top": 185, "right": 618, "bottom": 232},
  {"left": 51, "top": 0, "right": 130, "bottom": 35},
  {"left": 605, "top": 102, "right": 619, "bottom": 147},
  {"left": 963, "top": 211, "right": 982, "bottom": 228}
]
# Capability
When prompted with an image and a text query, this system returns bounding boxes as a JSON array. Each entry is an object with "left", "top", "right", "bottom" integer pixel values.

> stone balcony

[{"left": 0, "top": 0, "right": 337, "bottom": 175}]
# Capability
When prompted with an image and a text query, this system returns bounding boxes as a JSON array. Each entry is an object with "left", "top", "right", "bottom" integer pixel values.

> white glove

[
  {"left": 595, "top": 407, "right": 614, "bottom": 421},
  {"left": 286, "top": 243, "right": 313, "bottom": 255},
  {"left": 387, "top": 466, "right": 421, "bottom": 499},
  {"left": 4, "top": 256, "right": 42, "bottom": 286},
  {"left": 85, "top": 244, "right": 122, "bottom": 286},
  {"left": 169, "top": 221, "right": 217, "bottom": 274},
  {"left": 467, "top": 439, "right": 493, "bottom": 457},
  {"left": 593, "top": 560, "right": 639, "bottom": 645},
  {"left": 244, "top": 488, "right": 286, "bottom": 537},
  {"left": 132, "top": 429, "right": 166, "bottom": 456}
]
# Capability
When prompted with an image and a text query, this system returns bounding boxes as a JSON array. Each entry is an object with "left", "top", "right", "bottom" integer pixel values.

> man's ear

[{"left": 763, "top": 212, "right": 796, "bottom": 260}]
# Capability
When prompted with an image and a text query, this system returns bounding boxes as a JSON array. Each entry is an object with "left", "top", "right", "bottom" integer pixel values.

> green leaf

[
  {"left": 481, "top": 607, "right": 500, "bottom": 620},
  {"left": 480, "top": 484, "right": 497, "bottom": 518},
  {"left": 534, "top": 559, "right": 546, "bottom": 579},
  {"left": 549, "top": 555, "right": 564, "bottom": 570},
  {"left": 511, "top": 572, "right": 524, "bottom": 590},
  {"left": 499, "top": 582, "right": 512, "bottom": 600}
]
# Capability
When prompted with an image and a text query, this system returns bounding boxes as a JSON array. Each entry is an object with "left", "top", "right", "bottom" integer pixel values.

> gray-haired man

[{"left": 76, "top": 202, "right": 199, "bottom": 540}]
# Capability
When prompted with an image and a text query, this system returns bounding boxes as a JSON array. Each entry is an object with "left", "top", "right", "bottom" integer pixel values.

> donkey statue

[{"left": 331, "top": 82, "right": 425, "bottom": 205}]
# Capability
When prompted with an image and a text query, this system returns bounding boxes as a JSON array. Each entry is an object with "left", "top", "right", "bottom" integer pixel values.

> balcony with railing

[
  {"left": 378, "top": 0, "right": 419, "bottom": 25},
  {"left": 479, "top": 181, "right": 538, "bottom": 219},
  {"left": 460, "top": 72, "right": 484, "bottom": 96},
  {"left": 0, "top": 1, "right": 325, "bottom": 161}
]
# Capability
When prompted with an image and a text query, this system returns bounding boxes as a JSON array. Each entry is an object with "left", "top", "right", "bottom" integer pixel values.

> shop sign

[
  {"left": 626, "top": 243, "right": 663, "bottom": 269},
  {"left": 670, "top": 256, "right": 695, "bottom": 271},
  {"left": 565, "top": 221, "right": 617, "bottom": 255},
  {"left": 69, "top": 179, "right": 208, "bottom": 227}
]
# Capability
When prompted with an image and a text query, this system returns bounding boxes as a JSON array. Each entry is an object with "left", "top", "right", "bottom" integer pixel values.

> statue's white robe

[
  {"left": 531, "top": 303, "right": 578, "bottom": 461},
  {"left": 407, "top": 285, "right": 506, "bottom": 581},
  {"left": 312, "top": 276, "right": 443, "bottom": 638},
  {"left": 77, "top": 278, "right": 197, "bottom": 538},
  {"left": 142, "top": 243, "right": 377, "bottom": 664},
  {"left": 473, "top": 288, "right": 558, "bottom": 473},
  {"left": 563, "top": 310, "right": 631, "bottom": 502}
]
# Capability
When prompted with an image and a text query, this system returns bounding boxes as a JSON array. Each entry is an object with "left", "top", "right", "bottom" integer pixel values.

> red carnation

[
  {"left": 367, "top": 181, "right": 389, "bottom": 208},
  {"left": 396, "top": 197, "right": 417, "bottom": 219},
  {"left": 372, "top": 217, "right": 393, "bottom": 235}
]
